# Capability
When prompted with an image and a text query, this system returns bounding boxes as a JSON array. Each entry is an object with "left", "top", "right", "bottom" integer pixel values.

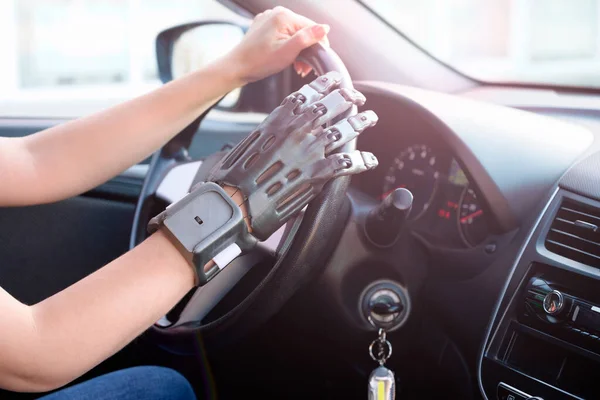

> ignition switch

[{"left": 360, "top": 281, "right": 410, "bottom": 331}]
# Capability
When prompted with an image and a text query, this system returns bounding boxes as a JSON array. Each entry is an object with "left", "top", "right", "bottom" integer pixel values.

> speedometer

[
  {"left": 458, "top": 187, "right": 488, "bottom": 247},
  {"left": 382, "top": 144, "right": 439, "bottom": 220}
]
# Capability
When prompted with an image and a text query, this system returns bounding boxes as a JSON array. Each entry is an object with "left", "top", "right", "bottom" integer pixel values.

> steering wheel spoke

[
  {"left": 155, "top": 160, "right": 203, "bottom": 204},
  {"left": 156, "top": 246, "right": 273, "bottom": 329}
]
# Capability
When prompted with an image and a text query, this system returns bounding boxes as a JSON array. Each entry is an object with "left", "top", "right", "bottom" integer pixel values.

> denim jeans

[{"left": 38, "top": 366, "right": 197, "bottom": 400}]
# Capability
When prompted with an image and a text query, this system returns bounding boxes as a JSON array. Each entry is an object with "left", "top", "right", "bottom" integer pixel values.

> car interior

[{"left": 3, "top": 0, "right": 600, "bottom": 399}]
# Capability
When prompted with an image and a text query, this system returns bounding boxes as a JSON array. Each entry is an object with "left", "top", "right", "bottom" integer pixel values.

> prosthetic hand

[{"left": 149, "top": 72, "right": 379, "bottom": 284}]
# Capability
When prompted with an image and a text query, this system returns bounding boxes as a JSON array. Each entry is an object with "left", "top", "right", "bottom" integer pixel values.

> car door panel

[{"left": 0, "top": 196, "right": 135, "bottom": 304}]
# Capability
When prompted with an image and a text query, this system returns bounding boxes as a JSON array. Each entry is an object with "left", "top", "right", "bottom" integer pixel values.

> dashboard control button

[
  {"left": 543, "top": 290, "right": 565, "bottom": 315},
  {"left": 485, "top": 242, "right": 497, "bottom": 254}
]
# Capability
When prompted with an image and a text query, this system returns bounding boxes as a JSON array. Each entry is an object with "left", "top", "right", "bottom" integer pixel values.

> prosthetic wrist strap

[{"left": 148, "top": 182, "right": 255, "bottom": 285}]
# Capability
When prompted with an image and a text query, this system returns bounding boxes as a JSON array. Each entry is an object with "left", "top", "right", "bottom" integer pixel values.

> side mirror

[{"left": 156, "top": 21, "right": 288, "bottom": 113}]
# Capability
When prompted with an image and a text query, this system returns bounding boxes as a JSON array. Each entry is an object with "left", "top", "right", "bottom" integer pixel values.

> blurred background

[
  {"left": 364, "top": 0, "right": 600, "bottom": 87},
  {"left": 0, "top": 0, "right": 246, "bottom": 117},
  {"left": 1, "top": 0, "right": 599, "bottom": 117}
]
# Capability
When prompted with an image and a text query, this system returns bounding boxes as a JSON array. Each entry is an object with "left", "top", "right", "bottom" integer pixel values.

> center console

[{"left": 479, "top": 152, "right": 600, "bottom": 400}]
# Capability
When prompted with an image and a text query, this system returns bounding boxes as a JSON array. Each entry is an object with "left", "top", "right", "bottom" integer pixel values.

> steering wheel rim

[{"left": 131, "top": 43, "right": 357, "bottom": 344}]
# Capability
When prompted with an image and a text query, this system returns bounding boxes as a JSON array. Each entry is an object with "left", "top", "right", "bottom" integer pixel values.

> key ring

[
  {"left": 369, "top": 329, "right": 393, "bottom": 365},
  {"left": 369, "top": 339, "right": 392, "bottom": 364}
]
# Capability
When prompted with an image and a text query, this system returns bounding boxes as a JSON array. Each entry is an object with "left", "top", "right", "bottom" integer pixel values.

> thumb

[{"left": 284, "top": 24, "right": 330, "bottom": 53}]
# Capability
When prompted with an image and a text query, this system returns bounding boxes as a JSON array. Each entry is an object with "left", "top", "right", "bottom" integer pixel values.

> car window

[
  {"left": 0, "top": 0, "right": 248, "bottom": 118},
  {"left": 361, "top": 0, "right": 600, "bottom": 89}
]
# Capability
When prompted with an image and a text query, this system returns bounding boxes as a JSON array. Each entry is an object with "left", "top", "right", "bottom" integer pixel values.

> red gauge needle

[
  {"left": 460, "top": 209, "right": 483, "bottom": 223},
  {"left": 380, "top": 185, "right": 406, "bottom": 199}
]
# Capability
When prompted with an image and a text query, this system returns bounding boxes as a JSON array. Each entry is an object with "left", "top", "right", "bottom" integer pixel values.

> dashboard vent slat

[{"left": 545, "top": 200, "right": 600, "bottom": 268}]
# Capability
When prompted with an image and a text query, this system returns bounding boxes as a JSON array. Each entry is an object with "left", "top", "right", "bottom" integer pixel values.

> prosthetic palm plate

[{"left": 208, "top": 71, "right": 379, "bottom": 240}]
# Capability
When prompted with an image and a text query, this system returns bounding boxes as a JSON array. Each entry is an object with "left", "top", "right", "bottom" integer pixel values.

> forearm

[
  {"left": 0, "top": 7, "right": 332, "bottom": 392},
  {"left": 0, "top": 56, "right": 242, "bottom": 207},
  {"left": 0, "top": 230, "right": 195, "bottom": 392}
]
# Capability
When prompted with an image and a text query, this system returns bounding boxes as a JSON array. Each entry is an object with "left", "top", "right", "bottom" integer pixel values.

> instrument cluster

[{"left": 358, "top": 143, "right": 491, "bottom": 248}]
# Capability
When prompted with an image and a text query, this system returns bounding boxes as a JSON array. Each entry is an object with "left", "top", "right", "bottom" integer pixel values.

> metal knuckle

[
  {"left": 296, "top": 83, "right": 321, "bottom": 103},
  {"left": 317, "top": 90, "right": 347, "bottom": 115},
  {"left": 322, "top": 120, "right": 357, "bottom": 152},
  {"left": 290, "top": 93, "right": 306, "bottom": 104},
  {"left": 311, "top": 103, "right": 327, "bottom": 115},
  {"left": 325, "top": 127, "right": 342, "bottom": 143},
  {"left": 333, "top": 154, "right": 353, "bottom": 170}
]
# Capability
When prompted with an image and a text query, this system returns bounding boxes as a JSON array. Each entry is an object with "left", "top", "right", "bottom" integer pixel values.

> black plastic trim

[
  {"left": 479, "top": 189, "right": 600, "bottom": 399},
  {"left": 477, "top": 187, "right": 559, "bottom": 400}
]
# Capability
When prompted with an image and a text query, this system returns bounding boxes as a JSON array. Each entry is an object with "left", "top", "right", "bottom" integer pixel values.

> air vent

[{"left": 545, "top": 199, "right": 600, "bottom": 267}]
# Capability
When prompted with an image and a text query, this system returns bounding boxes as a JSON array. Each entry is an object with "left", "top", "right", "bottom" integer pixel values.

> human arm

[
  {"left": 0, "top": 185, "right": 245, "bottom": 393},
  {"left": 0, "top": 71, "right": 381, "bottom": 392},
  {"left": 0, "top": 7, "right": 330, "bottom": 207},
  {"left": 0, "top": 6, "right": 333, "bottom": 392},
  {"left": 0, "top": 229, "right": 195, "bottom": 392},
  {"left": 0, "top": 70, "right": 379, "bottom": 394}
]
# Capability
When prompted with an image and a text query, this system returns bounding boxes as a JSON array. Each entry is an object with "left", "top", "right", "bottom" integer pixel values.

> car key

[{"left": 368, "top": 328, "right": 396, "bottom": 400}]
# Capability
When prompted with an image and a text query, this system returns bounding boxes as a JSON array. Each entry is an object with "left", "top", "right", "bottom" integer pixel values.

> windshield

[{"left": 361, "top": 0, "right": 600, "bottom": 88}]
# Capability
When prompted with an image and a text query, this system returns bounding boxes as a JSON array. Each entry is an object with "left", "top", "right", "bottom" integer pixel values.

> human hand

[
  {"left": 228, "top": 6, "right": 330, "bottom": 84},
  {"left": 207, "top": 71, "right": 379, "bottom": 241}
]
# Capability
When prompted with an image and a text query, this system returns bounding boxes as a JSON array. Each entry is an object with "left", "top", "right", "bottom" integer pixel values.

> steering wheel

[{"left": 130, "top": 43, "right": 357, "bottom": 345}]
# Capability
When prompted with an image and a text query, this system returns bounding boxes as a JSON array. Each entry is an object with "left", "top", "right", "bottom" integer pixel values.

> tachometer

[
  {"left": 458, "top": 187, "right": 488, "bottom": 247},
  {"left": 382, "top": 145, "right": 439, "bottom": 220}
]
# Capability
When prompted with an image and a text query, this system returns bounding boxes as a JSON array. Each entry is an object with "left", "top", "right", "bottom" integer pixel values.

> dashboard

[
  {"left": 344, "top": 82, "right": 598, "bottom": 400},
  {"left": 150, "top": 80, "right": 600, "bottom": 399}
]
